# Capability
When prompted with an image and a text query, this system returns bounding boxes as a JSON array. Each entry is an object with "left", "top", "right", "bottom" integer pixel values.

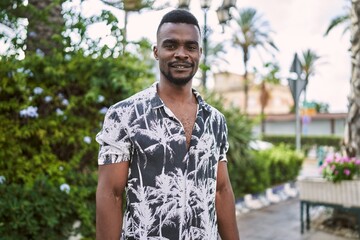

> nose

[{"left": 174, "top": 46, "right": 188, "bottom": 59}]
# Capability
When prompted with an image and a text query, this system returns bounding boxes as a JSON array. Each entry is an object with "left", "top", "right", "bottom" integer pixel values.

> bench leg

[
  {"left": 300, "top": 201, "right": 304, "bottom": 234},
  {"left": 357, "top": 211, "right": 360, "bottom": 239},
  {"left": 306, "top": 203, "right": 310, "bottom": 230}
]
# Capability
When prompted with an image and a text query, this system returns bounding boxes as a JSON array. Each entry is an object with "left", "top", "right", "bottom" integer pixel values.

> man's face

[{"left": 153, "top": 23, "right": 202, "bottom": 86}]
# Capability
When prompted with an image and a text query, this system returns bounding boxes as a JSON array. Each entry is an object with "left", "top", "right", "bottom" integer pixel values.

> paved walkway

[
  {"left": 235, "top": 158, "right": 357, "bottom": 240},
  {"left": 236, "top": 197, "right": 350, "bottom": 240}
]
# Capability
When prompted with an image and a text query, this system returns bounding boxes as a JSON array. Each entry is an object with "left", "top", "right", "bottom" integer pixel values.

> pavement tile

[{"left": 235, "top": 158, "right": 356, "bottom": 240}]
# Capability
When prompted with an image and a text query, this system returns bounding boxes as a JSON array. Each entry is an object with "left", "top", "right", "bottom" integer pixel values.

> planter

[
  {"left": 298, "top": 177, "right": 360, "bottom": 208},
  {"left": 298, "top": 177, "right": 360, "bottom": 236}
]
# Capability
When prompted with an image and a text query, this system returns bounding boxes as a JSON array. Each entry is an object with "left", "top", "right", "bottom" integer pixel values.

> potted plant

[
  {"left": 298, "top": 154, "right": 360, "bottom": 236},
  {"left": 298, "top": 154, "right": 360, "bottom": 207},
  {"left": 320, "top": 155, "right": 360, "bottom": 183}
]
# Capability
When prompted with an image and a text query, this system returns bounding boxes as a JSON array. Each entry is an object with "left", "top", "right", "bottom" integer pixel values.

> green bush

[
  {"left": 225, "top": 144, "right": 304, "bottom": 197},
  {"left": 0, "top": 50, "right": 154, "bottom": 184},
  {"left": 231, "top": 152, "right": 271, "bottom": 196},
  {"left": 205, "top": 95, "right": 305, "bottom": 197},
  {"left": 0, "top": 48, "right": 155, "bottom": 238},
  {"left": 0, "top": 174, "right": 96, "bottom": 240},
  {"left": 205, "top": 93, "right": 254, "bottom": 198},
  {"left": 252, "top": 144, "right": 305, "bottom": 187}
]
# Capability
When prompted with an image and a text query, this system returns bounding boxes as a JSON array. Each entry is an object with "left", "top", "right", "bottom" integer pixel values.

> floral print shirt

[{"left": 96, "top": 83, "right": 229, "bottom": 240}]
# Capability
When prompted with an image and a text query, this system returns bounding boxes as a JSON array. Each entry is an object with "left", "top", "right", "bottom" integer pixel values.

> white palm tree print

[{"left": 96, "top": 83, "right": 229, "bottom": 239}]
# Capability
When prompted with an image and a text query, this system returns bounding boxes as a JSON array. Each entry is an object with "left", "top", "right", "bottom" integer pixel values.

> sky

[
  {"left": 1, "top": 0, "right": 350, "bottom": 113},
  {"left": 115, "top": 0, "right": 351, "bottom": 113}
]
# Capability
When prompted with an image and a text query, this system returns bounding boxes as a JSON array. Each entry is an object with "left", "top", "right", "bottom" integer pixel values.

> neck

[{"left": 157, "top": 79, "right": 195, "bottom": 104}]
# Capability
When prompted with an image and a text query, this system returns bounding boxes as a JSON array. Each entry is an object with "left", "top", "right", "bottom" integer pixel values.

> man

[{"left": 96, "top": 9, "right": 240, "bottom": 240}]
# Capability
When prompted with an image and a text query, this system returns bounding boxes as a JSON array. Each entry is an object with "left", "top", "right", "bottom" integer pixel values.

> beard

[{"left": 160, "top": 67, "right": 196, "bottom": 86}]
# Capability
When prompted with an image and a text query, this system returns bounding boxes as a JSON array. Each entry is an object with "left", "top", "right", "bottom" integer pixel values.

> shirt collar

[{"left": 148, "top": 82, "right": 211, "bottom": 112}]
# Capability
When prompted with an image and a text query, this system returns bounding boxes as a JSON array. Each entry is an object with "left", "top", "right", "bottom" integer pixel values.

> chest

[
  {"left": 170, "top": 104, "right": 198, "bottom": 149},
  {"left": 128, "top": 104, "right": 223, "bottom": 178}
]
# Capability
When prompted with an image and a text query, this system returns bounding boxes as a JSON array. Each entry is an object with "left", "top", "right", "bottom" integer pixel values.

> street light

[{"left": 178, "top": 0, "right": 236, "bottom": 89}]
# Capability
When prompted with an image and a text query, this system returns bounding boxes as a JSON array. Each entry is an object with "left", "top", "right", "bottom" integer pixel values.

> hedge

[
  {"left": 233, "top": 144, "right": 305, "bottom": 197},
  {"left": 261, "top": 135, "right": 342, "bottom": 152}
]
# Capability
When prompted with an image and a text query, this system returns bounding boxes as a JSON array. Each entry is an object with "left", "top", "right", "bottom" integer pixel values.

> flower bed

[{"left": 320, "top": 155, "right": 360, "bottom": 183}]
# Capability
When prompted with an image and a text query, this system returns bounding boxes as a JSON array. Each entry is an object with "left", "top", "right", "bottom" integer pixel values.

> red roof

[{"left": 250, "top": 113, "right": 348, "bottom": 122}]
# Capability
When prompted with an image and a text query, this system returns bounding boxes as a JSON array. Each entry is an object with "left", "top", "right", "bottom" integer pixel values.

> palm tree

[
  {"left": 138, "top": 119, "right": 182, "bottom": 173},
  {"left": 257, "top": 62, "right": 281, "bottom": 133},
  {"left": 126, "top": 162, "right": 156, "bottom": 239},
  {"left": 152, "top": 172, "right": 178, "bottom": 237},
  {"left": 325, "top": 1, "right": 359, "bottom": 157},
  {"left": 200, "top": 41, "right": 229, "bottom": 89},
  {"left": 299, "top": 49, "right": 321, "bottom": 103},
  {"left": 231, "top": 8, "right": 278, "bottom": 113},
  {"left": 0, "top": 0, "right": 65, "bottom": 55},
  {"left": 324, "top": 4, "right": 350, "bottom": 37},
  {"left": 27, "top": 0, "right": 65, "bottom": 55},
  {"left": 346, "top": 0, "right": 360, "bottom": 158},
  {"left": 207, "top": 42, "right": 229, "bottom": 68},
  {"left": 194, "top": 178, "right": 217, "bottom": 239}
]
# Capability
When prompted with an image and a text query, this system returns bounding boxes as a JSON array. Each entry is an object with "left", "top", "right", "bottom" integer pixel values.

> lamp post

[{"left": 178, "top": 0, "right": 236, "bottom": 89}]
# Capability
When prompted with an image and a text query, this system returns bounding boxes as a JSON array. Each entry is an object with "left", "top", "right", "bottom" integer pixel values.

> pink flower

[
  {"left": 325, "top": 157, "right": 333, "bottom": 163},
  {"left": 321, "top": 154, "right": 360, "bottom": 183}
]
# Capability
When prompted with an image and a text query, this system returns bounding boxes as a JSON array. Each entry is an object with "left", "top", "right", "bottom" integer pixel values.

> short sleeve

[
  {"left": 96, "top": 106, "right": 132, "bottom": 165},
  {"left": 219, "top": 115, "right": 229, "bottom": 162}
]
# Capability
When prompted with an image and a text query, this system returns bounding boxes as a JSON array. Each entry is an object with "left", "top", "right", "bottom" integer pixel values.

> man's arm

[
  {"left": 96, "top": 161, "right": 129, "bottom": 240},
  {"left": 216, "top": 161, "right": 240, "bottom": 240}
]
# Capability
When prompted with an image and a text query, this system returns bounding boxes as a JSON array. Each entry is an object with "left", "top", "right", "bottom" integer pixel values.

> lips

[{"left": 169, "top": 62, "right": 193, "bottom": 69}]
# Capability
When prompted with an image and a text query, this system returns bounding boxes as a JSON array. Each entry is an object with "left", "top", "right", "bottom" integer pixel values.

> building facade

[
  {"left": 212, "top": 71, "right": 346, "bottom": 137},
  {"left": 251, "top": 113, "right": 347, "bottom": 137},
  {"left": 213, "top": 72, "right": 293, "bottom": 115}
]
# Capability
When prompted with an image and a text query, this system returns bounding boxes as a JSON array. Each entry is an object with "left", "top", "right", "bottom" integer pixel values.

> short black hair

[{"left": 157, "top": 9, "right": 201, "bottom": 36}]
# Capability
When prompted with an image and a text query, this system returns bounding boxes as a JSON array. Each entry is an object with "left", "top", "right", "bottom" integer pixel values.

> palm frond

[
  {"left": 324, "top": 14, "right": 350, "bottom": 36},
  {"left": 232, "top": 7, "right": 278, "bottom": 71}
]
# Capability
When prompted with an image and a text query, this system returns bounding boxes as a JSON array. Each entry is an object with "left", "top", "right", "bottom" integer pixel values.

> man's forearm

[
  {"left": 216, "top": 188, "right": 240, "bottom": 240},
  {"left": 96, "top": 192, "right": 123, "bottom": 239}
]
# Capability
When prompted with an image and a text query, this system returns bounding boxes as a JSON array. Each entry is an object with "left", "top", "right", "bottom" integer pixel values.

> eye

[
  {"left": 187, "top": 44, "right": 198, "bottom": 51},
  {"left": 164, "top": 44, "right": 176, "bottom": 50}
]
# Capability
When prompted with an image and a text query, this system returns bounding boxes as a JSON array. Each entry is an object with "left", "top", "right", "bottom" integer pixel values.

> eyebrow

[
  {"left": 162, "top": 39, "right": 199, "bottom": 46},
  {"left": 162, "top": 39, "right": 178, "bottom": 45}
]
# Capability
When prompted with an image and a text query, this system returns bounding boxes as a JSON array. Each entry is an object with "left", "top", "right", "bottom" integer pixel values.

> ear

[
  {"left": 153, "top": 45, "right": 159, "bottom": 60},
  {"left": 200, "top": 46, "right": 203, "bottom": 55}
]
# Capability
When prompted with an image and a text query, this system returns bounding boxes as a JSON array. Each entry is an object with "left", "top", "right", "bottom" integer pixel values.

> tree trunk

[
  {"left": 25, "top": 0, "right": 65, "bottom": 55},
  {"left": 344, "top": 0, "right": 360, "bottom": 158},
  {"left": 260, "top": 81, "right": 269, "bottom": 134},
  {"left": 303, "top": 77, "right": 308, "bottom": 103},
  {"left": 243, "top": 70, "right": 248, "bottom": 113},
  {"left": 243, "top": 51, "right": 249, "bottom": 113}
]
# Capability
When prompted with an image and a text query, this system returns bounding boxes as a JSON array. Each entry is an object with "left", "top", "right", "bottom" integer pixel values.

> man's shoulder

[
  {"left": 193, "top": 89, "right": 225, "bottom": 120},
  {"left": 111, "top": 84, "right": 155, "bottom": 110},
  {"left": 202, "top": 101, "right": 226, "bottom": 120},
  {"left": 206, "top": 103, "right": 222, "bottom": 115}
]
